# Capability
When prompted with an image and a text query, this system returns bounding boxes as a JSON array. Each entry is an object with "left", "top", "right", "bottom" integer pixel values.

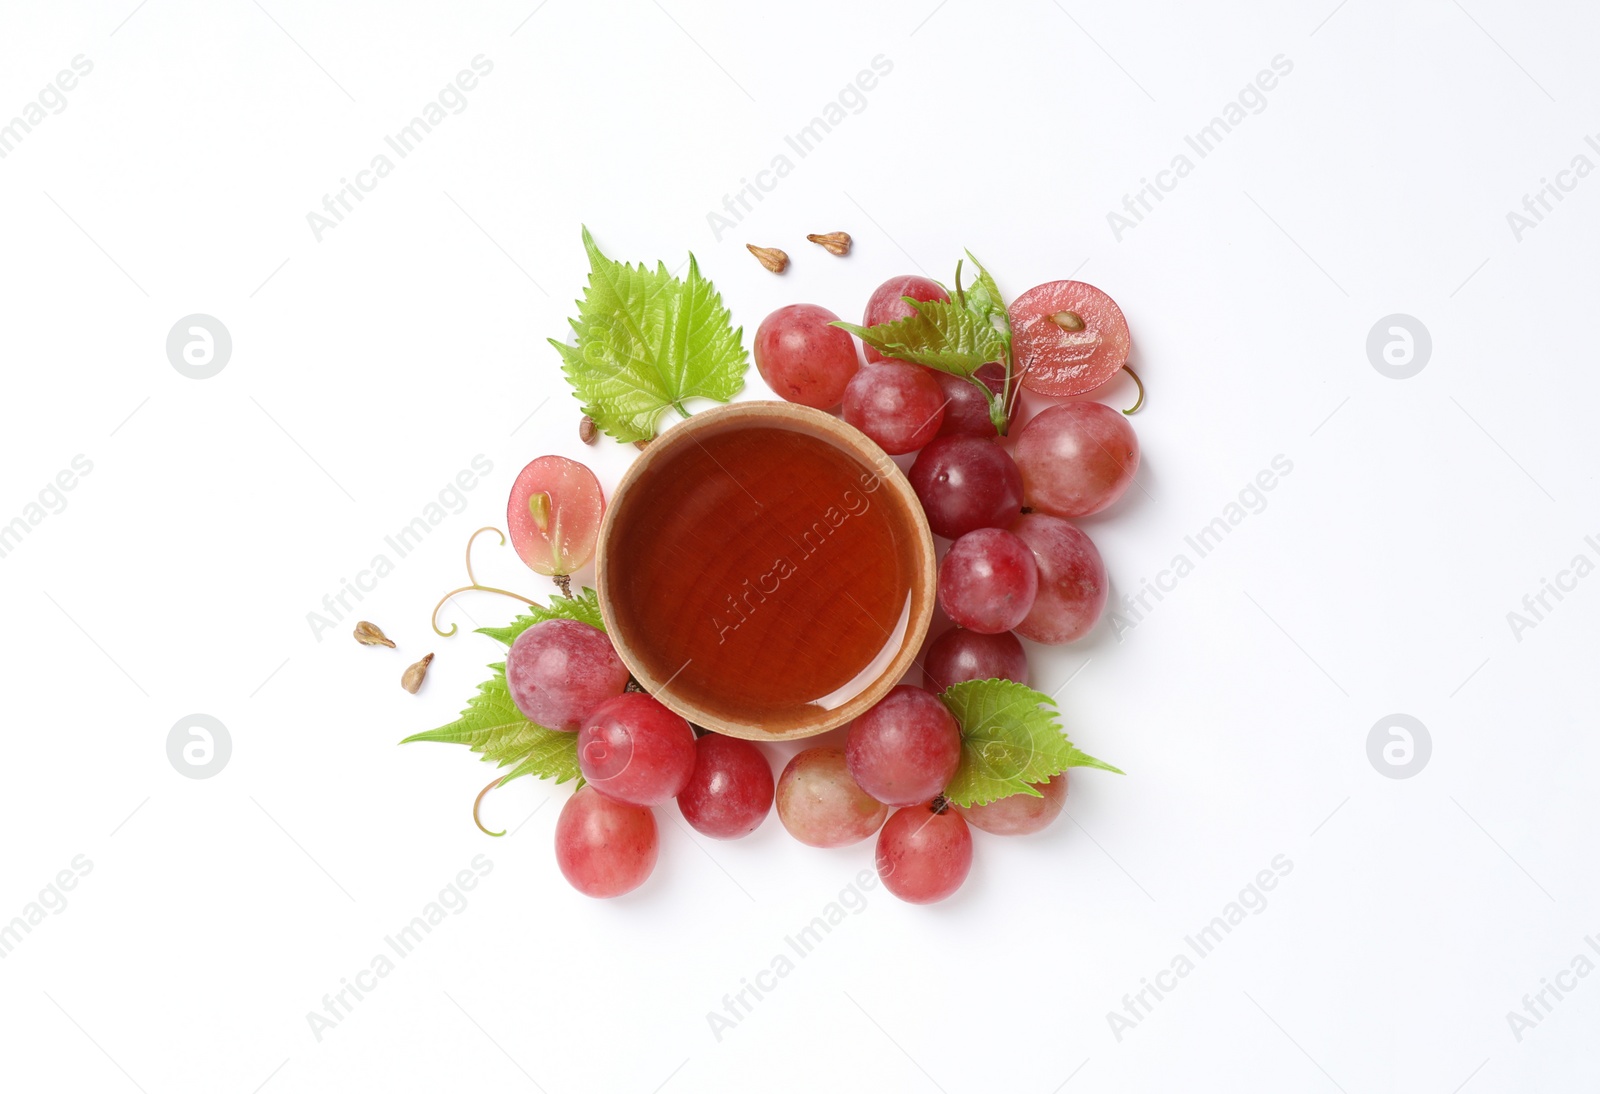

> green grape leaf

[
  {"left": 399, "top": 591, "right": 607, "bottom": 789},
  {"left": 939, "top": 678, "right": 1122, "bottom": 808},
  {"left": 839, "top": 250, "right": 1016, "bottom": 431},
  {"left": 550, "top": 227, "right": 747, "bottom": 442},
  {"left": 955, "top": 251, "right": 1014, "bottom": 434},
  {"left": 400, "top": 670, "right": 581, "bottom": 786},
  {"left": 477, "top": 588, "right": 603, "bottom": 646},
  {"left": 834, "top": 298, "right": 1008, "bottom": 379},
  {"left": 958, "top": 251, "right": 1011, "bottom": 345}
]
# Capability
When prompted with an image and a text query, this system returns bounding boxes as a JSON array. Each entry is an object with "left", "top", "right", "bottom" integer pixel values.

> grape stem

[
  {"left": 474, "top": 774, "right": 509, "bottom": 837},
  {"left": 991, "top": 329, "right": 1028, "bottom": 436},
  {"left": 429, "top": 526, "right": 539, "bottom": 637},
  {"left": 1001, "top": 361, "right": 1024, "bottom": 433},
  {"left": 1121, "top": 364, "right": 1145, "bottom": 415},
  {"left": 553, "top": 574, "right": 572, "bottom": 597},
  {"left": 972, "top": 374, "right": 1006, "bottom": 437}
]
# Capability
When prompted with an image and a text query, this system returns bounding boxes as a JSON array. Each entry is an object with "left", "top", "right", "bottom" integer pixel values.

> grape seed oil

[{"left": 605, "top": 419, "right": 919, "bottom": 731}]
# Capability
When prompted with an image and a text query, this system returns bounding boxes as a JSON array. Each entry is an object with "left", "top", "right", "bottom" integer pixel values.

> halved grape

[
  {"left": 507, "top": 456, "right": 604, "bottom": 576},
  {"left": 862, "top": 275, "right": 949, "bottom": 363},
  {"left": 576, "top": 693, "right": 697, "bottom": 807},
  {"left": 956, "top": 774, "right": 1066, "bottom": 836},
  {"left": 775, "top": 747, "right": 888, "bottom": 848},
  {"left": 506, "top": 619, "right": 629, "bottom": 731},
  {"left": 875, "top": 803, "right": 972, "bottom": 904},
  {"left": 1010, "top": 281, "right": 1130, "bottom": 397},
  {"left": 922, "top": 628, "right": 1029, "bottom": 692},
  {"left": 937, "top": 528, "right": 1038, "bottom": 634},
  {"left": 1010, "top": 514, "right": 1107, "bottom": 644},
  {"left": 754, "top": 303, "right": 860, "bottom": 409},
  {"left": 554, "top": 785, "right": 658, "bottom": 898},
  {"left": 908, "top": 435, "right": 1023, "bottom": 540},
  {"left": 841, "top": 361, "right": 945, "bottom": 454},
  {"left": 1015, "top": 402, "right": 1140, "bottom": 517},
  {"left": 677, "top": 734, "right": 775, "bottom": 839},
  {"left": 845, "top": 686, "right": 962, "bottom": 807}
]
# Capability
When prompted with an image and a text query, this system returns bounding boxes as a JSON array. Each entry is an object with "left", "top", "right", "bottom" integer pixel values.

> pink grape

[
  {"left": 957, "top": 775, "right": 1067, "bottom": 836},
  {"left": 875, "top": 803, "right": 973, "bottom": 904},
  {"left": 754, "top": 303, "right": 861, "bottom": 409},
  {"left": 1015, "top": 402, "right": 1140, "bottom": 517},
  {"left": 554, "top": 785, "right": 658, "bottom": 898},
  {"left": 775, "top": 747, "right": 888, "bottom": 848},
  {"left": 862, "top": 275, "right": 949, "bottom": 363},
  {"left": 506, "top": 619, "right": 629, "bottom": 731},
  {"left": 576, "top": 693, "right": 697, "bottom": 807},
  {"left": 845, "top": 685, "right": 963, "bottom": 807},
  {"left": 934, "top": 363, "right": 1007, "bottom": 438},
  {"left": 937, "top": 528, "right": 1038, "bottom": 634},
  {"left": 841, "top": 361, "right": 945, "bottom": 454},
  {"left": 1010, "top": 513, "right": 1107, "bottom": 644},
  {"left": 507, "top": 456, "right": 604, "bottom": 577},
  {"left": 677, "top": 734, "right": 775, "bottom": 839},
  {"left": 922, "top": 628, "right": 1029, "bottom": 693},
  {"left": 1010, "top": 281, "right": 1131, "bottom": 398},
  {"left": 908, "top": 435, "right": 1023, "bottom": 540}
]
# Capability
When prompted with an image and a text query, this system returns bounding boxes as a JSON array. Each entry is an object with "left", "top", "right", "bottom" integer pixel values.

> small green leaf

[
  {"left": 960, "top": 251, "right": 1010, "bottom": 339},
  {"left": 940, "top": 678, "right": 1122, "bottom": 808},
  {"left": 400, "top": 590, "right": 606, "bottom": 789},
  {"left": 550, "top": 227, "right": 747, "bottom": 442},
  {"left": 477, "top": 588, "right": 603, "bottom": 646},
  {"left": 956, "top": 252, "right": 1014, "bottom": 434},
  {"left": 399, "top": 671, "right": 581, "bottom": 787},
  {"left": 834, "top": 298, "right": 1008, "bottom": 378}
]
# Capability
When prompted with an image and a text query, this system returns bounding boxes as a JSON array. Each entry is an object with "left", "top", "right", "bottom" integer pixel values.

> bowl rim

[{"left": 595, "top": 400, "right": 937, "bottom": 741}]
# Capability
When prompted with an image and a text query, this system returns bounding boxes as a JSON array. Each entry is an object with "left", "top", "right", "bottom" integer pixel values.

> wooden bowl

[{"left": 596, "top": 401, "right": 936, "bottom": 741}]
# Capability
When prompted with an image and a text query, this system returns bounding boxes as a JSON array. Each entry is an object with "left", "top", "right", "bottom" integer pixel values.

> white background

[{"left": 2, "top": 1, "right": 1597, "bottom": 1091}]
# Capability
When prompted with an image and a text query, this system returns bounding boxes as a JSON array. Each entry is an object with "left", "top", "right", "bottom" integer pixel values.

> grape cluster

[
  {"left": 747, "top": 273, "right": 1141, "bottom": 901},
  {"left": 510, "top": 271, "right": 1138, "bottom": 903},
  {"left": 754, "top": 273, "right": 1140, "bottom": 659},
  {"left": 503, "top": 624, "right": 779, "bottom": 898},
  {"left": 504, "top": 614, "right": 1067, "bottom": 904}
]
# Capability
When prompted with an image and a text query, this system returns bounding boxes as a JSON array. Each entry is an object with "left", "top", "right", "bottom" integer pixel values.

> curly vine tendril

[
  {"left": 429, "top": 526, "right": 538, "bottom": 637},
  {"left": 464, "top": 525, "right": 503, "bottom": 586},
  {"left": 474, "top": 774, "right": 509, "bottom": 837}
]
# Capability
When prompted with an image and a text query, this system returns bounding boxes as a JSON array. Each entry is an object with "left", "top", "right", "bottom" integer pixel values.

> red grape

[
  {"left": 506, "top": 619, "right": 629, "bottom": 731},
  {"left": 922, "top": 628, "right": 1029, "bottom": 692},
  {"left": 908, "top": 435, "right": 1023, "bottom": 540},
  {"left": 1015, "top": 402, "right": 1140, "bottom": 517},
  {"left": 1010, "top": 281, "right": 1130, "bottom": 397},
  {"left": 507, "top": 456, "right": 604, "bottom": 577},
  {"left": 841, "top": 361, "right": 945, "bottom": 454},
  {"left": 576, "top": 693, "right": 697, "bottom": 806},
  {"left": 862, "top": 275, "right": 949, "bottom": 363},
  {"left": 775, "top": 747, "right": 888, "bottom": 848},
  {"left": 554, "top": 785, "right": 658, "bottom": 898},
  {"left": 677, "top": 734, "right": 775, "bottom": 839},
  {"left": 753, "top": 303, "right": 861, "bottom": 409},
  {"left": 957, "top": 774, "right": 1067, "bottom": 836},
  {"left": 934, "top": 363, "right": 1006, "bottom": 438},
  {"left": 937, "top": 528, "right": 1038, "bottom": 634},
  {"left": 1010, "top": 514, "right": 1107, "bottom": 644},
  {"left": 875, "top": 803, "right": 973, "bottom": 904},
  {"left": 844, "top": 685, "right": 963, "bottom": 807}
]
